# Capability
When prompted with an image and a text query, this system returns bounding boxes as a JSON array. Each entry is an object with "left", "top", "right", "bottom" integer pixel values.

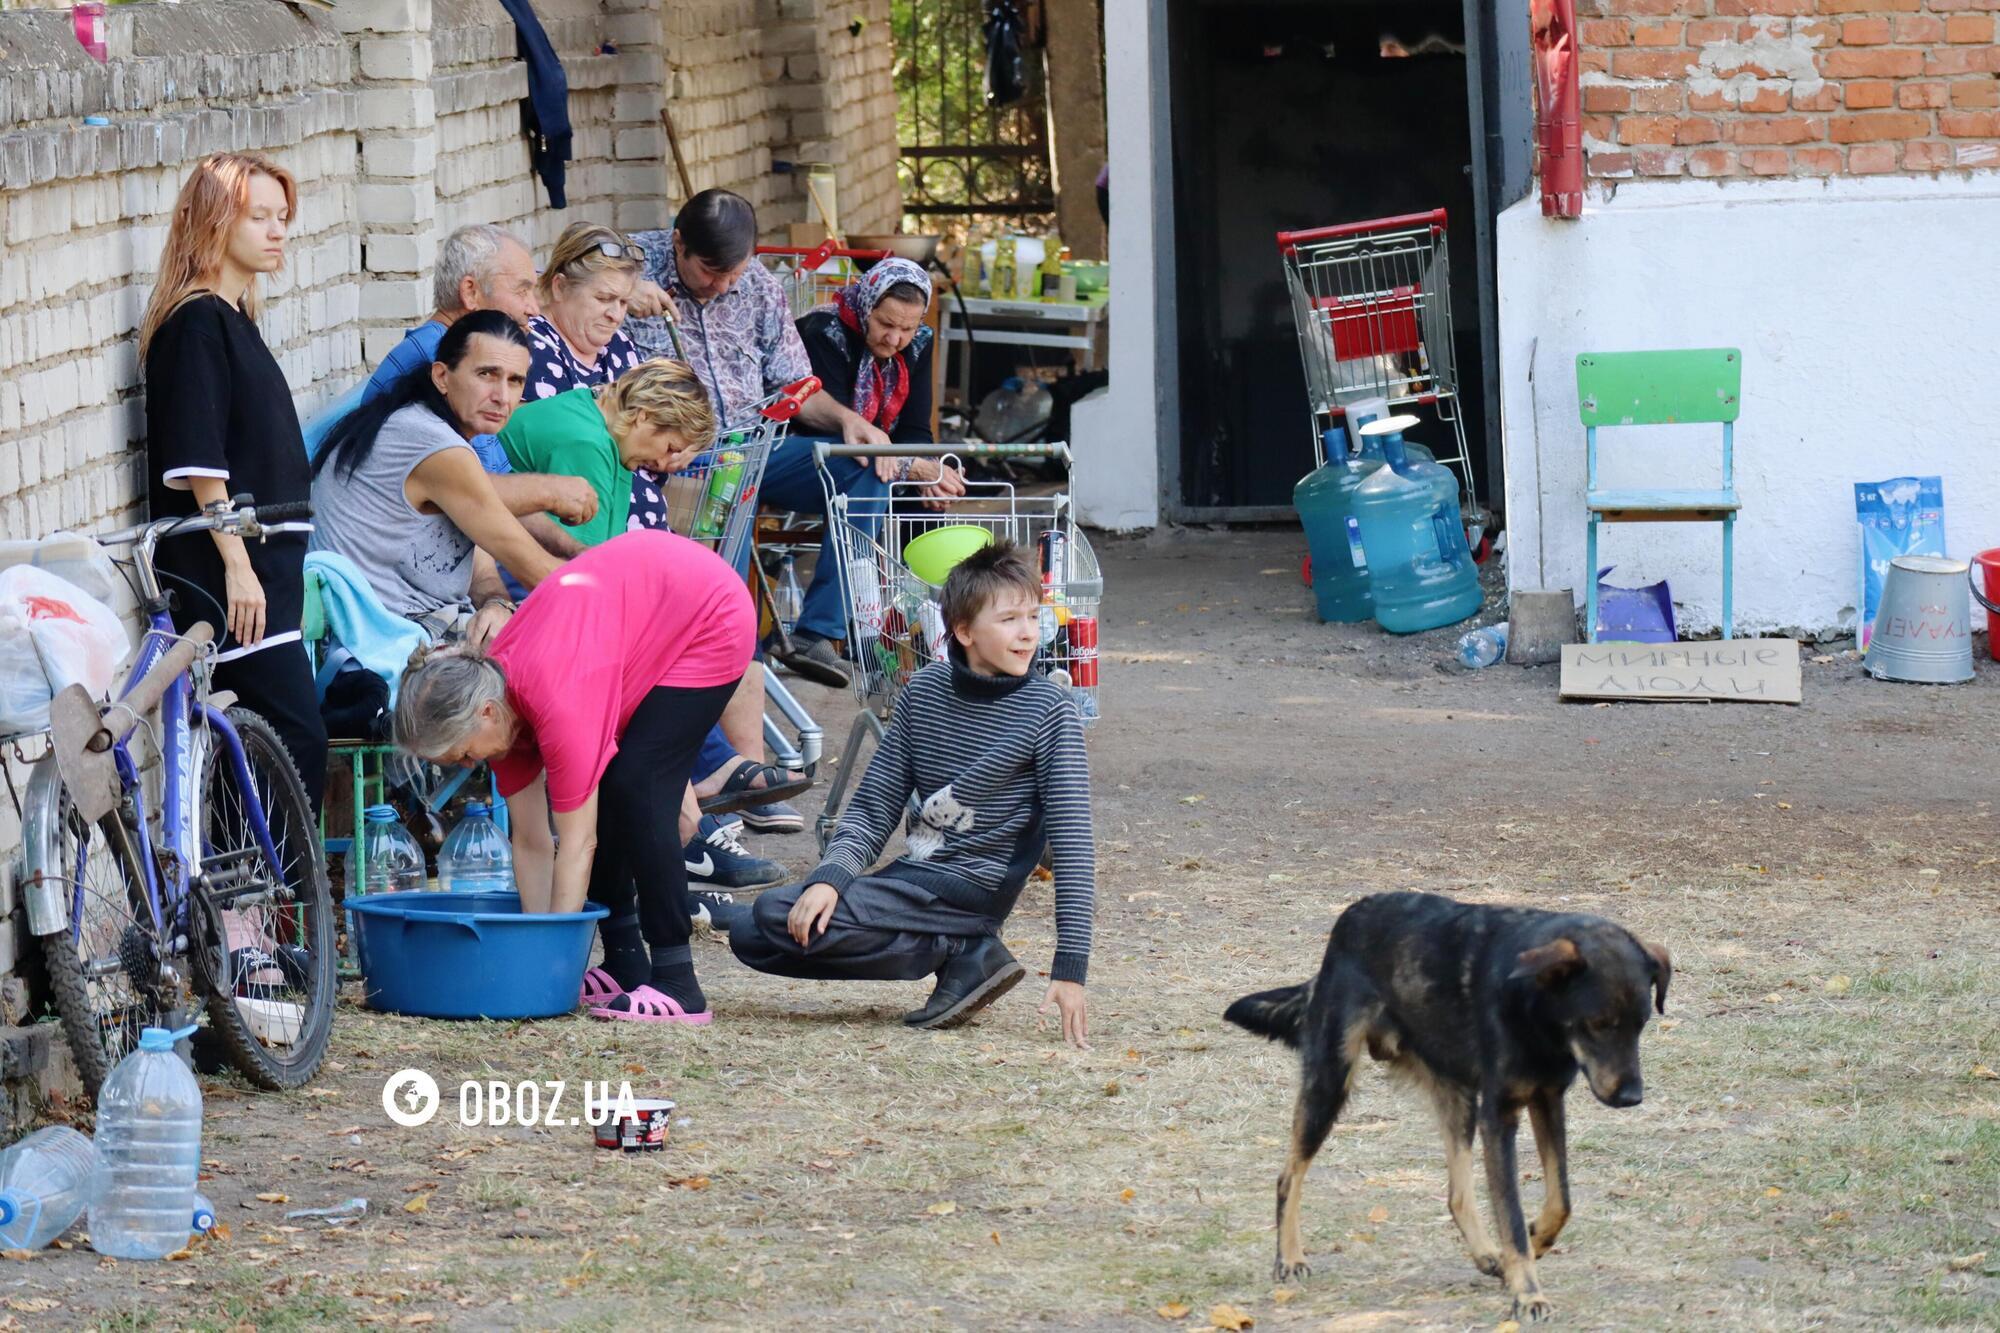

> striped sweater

[{"left": 808, "top": 656, "right": 1097, "bottom": 982}]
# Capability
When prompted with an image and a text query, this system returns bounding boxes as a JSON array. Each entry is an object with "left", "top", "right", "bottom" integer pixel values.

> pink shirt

[{"left": 488, "top": 530, "right": 755, "bottom": 812}]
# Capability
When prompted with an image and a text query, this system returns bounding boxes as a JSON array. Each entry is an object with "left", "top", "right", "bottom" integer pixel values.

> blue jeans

[{"left": 755, "top": 435, "right": 890, "bottom": 642}]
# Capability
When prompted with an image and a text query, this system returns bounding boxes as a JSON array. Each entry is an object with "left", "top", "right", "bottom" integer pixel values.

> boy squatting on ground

[{"left": 729, "top": 544, "right": 1096, "bottom": 1047}]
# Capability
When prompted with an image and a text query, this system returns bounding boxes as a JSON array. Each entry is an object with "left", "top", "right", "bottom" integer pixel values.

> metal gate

[{"left": 894, "top": 0, "right": 1056, "bottom": 228}]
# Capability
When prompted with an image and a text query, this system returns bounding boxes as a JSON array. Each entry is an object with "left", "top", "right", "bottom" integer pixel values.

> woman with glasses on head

[{"left": 525, "top": 222, "right": 647, "bottom": 405}]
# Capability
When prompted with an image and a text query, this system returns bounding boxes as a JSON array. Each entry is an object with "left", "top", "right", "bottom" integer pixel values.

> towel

[{"left": 304, "top": 552, "right": 425, "bottom": 704}]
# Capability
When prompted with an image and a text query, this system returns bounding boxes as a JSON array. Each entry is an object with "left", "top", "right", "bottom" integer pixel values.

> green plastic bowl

[{"left": 903, "top": 525, "right": 994, "bottom": 586}]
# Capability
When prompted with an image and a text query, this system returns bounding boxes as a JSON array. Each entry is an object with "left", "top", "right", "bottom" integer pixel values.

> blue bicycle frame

[{"left": 71, "top": 604, "right": 285, "bottom": 950}]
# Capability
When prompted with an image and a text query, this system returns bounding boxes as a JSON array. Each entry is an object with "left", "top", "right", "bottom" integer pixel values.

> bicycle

[{"left": 17, "top": 498, "right": 337, "bottom": 1093}]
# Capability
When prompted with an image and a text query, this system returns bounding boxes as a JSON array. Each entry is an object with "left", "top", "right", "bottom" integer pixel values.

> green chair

[{"left": 1578, "top": 348, "right": 1742, "bottom": 642}]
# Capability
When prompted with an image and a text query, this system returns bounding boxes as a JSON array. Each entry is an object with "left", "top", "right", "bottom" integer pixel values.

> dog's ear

[
  {"left": 1511, "top": 937, "right": 1584, "bottom": 987},
  {"left": 1637, "top": 937, "right": 1672, "bottom": 1014}
]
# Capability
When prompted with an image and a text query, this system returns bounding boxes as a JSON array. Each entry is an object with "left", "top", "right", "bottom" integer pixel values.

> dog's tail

[{"left": 1223, "top": 980, "right": 1313, "bottom": 1047}]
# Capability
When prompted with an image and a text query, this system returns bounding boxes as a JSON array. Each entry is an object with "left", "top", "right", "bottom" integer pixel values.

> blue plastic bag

[
  {"left": 1595, "top": 566, "right": 1676, "bottom": 644},
  {"left": 1854, "top": 477, "right": 1945, "bottom": 650}
]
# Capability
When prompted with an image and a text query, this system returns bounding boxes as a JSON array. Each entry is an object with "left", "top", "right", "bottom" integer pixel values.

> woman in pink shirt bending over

[{"left": 394, "top": 529, "right": 755, "bottom": 1023}]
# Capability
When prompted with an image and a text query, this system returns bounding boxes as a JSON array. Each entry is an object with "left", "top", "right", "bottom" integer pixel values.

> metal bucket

[{"left": 1864, "top": 555, "right": 1974, "bottom": 684}]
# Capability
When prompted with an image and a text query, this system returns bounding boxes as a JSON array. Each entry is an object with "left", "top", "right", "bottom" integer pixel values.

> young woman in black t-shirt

[{"left": 138, "top": 151, "right": 326, "bottom": 811}]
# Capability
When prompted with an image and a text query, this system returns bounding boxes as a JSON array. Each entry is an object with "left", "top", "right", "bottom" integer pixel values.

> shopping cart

[
  {"left": 1277, "top": 209, "right": 1485, "bottom": 533},
  {"left": 755, "top": 241, "right": 893, "bottom": 321},
  {"left": 810, "top": 442, "right": 1101, "bottom": 851}
]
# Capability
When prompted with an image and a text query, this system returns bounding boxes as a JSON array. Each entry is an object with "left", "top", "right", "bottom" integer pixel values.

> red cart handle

[
  {"left": 761, "top": 376, "right": 821, "bottom": 422},
  {"left": 1276, "top": 208, "right": 1448, "bottom": 254}
]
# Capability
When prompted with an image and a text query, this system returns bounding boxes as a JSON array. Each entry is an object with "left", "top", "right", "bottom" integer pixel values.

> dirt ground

[{"left": 9, "top": 528, "right": 1998, "bottom": 1332}]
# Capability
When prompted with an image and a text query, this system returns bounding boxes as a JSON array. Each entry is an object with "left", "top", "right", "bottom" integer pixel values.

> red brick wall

[{"left": 1578, "top": 0, "right": 2000, "bottom": 180}]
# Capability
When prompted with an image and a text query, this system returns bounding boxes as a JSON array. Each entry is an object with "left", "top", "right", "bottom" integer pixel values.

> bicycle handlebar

[{"left": 96, "top": 498, "right": 315, "bottom": 548}]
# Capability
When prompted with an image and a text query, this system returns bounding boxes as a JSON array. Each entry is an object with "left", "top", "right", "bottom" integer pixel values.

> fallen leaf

[
  {"left": 402, "top": 1317, "right": 436, "bottom": 1326},
  {"left": 1810, "top": 654, "right": 1834, "bottom": 664},
  {"left": 1104, "top": 1081, "right": 1121, "bottom": 1097},
  {"left": 1946, "top": 1251, "right": 1988, "bottom": 1272},
  {"left": 1180, "top": 794, "right": 1205, "bottom": 805},
  {"left": 1497, "top": 1322, "right": 1522, "bottom": 1333},
  {"left": 1823, "top": 975, "right": 1852, "bottom": 994},
  {"left": 254, "top": 1192, "right": 288, "bottom": 1204},
  {"left": 924, "top": 1201, "right": 958, "bottom": 1216},
  {"left": 1120, "top": 1188, "right": 1136, "bottom": 1204},
  {"left": 1271, "top": 1287, "right": 1297, "bottom": 1304},
  {"left": 1764, "top": 1187, "right": 1783, "bottom": 1198},
  {"left": 1776, "top": 802, "right": 1792, "bottom": 810},
  {"left": 404, "top": 1194, "right": 431, "bottom": 1214},
  {"left": 1157, "top": 1303, "right": 1191, "bottom": 1321},
  {"left": 1367, "top": 1205, "right": 1389, "bottom": 1224},
  {"left": 624, "top": 1063, "right": 646, "bottom": 1076},
  {"left": 0, "top": 1251, "right": 34, "bottom": 1262},
  {"left": 1761, "top": 993, "right": 1784, "bottom": 1004},
  {"left": 165, "top": 1248, "right": 194, "bottom": 1261},
  {"left": 2, "top": 1300, "right": 59, "bottom": 1314},
  {"left": 1970, "top": 1065, "right": 1999, "bottom": 1081},
  {"left": 667, "top": 1177, "right": 710, "bottom": 1191},
  {"left": 1208, "top": 1304, "right": 1254, "bottom": 1331}
]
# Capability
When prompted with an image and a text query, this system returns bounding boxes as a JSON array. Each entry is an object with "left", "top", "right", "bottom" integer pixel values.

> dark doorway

[{"left": 1167, "top": 0, "right": 1488, "bottom": 516}]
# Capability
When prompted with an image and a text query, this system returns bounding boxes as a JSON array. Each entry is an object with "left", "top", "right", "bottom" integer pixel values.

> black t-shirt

[{"left": 144, "top": 294, "right": 311, "bottom": 654}]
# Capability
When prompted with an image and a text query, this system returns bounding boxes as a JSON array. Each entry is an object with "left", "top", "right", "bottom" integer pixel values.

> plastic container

[
  {"left": 1975, "top": 548, "right": 2000, "bottom": 663},
  {"left": 774, "top": 555, "right": 804, "bottom": 633},
  {"left": 191, "top": 1191, "right": 216, "bottom": 1234},
  {"left": 1351, "top": 416, "right": 1483, "bottom": 635},
  {"left": 88, "top": 1026, "right": 203, "bottom": 1260},
  {"left": 1455, "top": 624, "right": 1509, "bottom": 669},
  {"left": 1294, "top": 455, "right": 1380, "bottom": 623},
  {"left": 438, "top": 802, "right": 513, "bottom": 895},
  {"left": 0, "top": 1126, "right": 96, "bottom": 1251},
  {"left": 346, "top": 804, "right": 425, "bottom": 899},
  {"left": 904, "top": 525, "right": 996, "bottom": 586},
  {"left": 349, "top": 891, "right": 609, "bottom": 1019}
]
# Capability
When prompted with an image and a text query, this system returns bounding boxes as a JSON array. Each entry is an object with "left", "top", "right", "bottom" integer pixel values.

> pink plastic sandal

[
  {"left": 588, "top": 984, "right": 713, "bottom": 1026},
  {"left": 578, "top": 967, "right": 625, "bottom": 1008}
]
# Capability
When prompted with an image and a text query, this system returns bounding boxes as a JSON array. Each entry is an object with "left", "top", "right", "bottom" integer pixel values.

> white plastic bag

[{"left": 0, "top": 566, "right": 132, "bottom": 734}]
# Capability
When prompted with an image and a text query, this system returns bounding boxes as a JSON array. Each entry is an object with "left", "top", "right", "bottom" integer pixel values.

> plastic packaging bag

[
  {"left": 1595, "top": 566, "right": 1676, "bottom": 644},
  {"left": 0, "top": 566, "right": 132, "bottom": 734},
  {"left": 1854, "top": 477, "right": 1944, "bottom": 650},
  {"left": 0, "top": 530, "right": 120, "bottom": 605}
]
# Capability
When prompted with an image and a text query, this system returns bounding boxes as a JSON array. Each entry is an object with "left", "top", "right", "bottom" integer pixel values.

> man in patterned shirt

[{"left": 625, "top": 190, "right": 949, "bottom": 686}]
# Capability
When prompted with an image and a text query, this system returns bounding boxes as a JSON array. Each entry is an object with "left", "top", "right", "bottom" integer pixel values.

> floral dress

[{"left": 524, "top": 315, "right": 666, "bottom": 531}]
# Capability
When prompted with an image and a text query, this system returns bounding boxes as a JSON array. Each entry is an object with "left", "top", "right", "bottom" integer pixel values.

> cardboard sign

[{"left": 1558, "top": 639, "right": 1802, "bottom": 704}]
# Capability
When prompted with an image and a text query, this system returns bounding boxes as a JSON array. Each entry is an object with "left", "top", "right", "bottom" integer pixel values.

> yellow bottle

[{"left": 992, "top": 238, "right": 1017, "bottom": 303}]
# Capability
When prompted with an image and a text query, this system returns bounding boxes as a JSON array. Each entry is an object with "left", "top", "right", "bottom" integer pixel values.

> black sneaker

[
  {"left": 902, "top": 936, "right": 1025, "bottom": 1030},
  {"left": 688, "top": 889, "right": 749, "bottom": 935},
  {"left": 684, "top": 818, "right": 786, "bottom": 890}
]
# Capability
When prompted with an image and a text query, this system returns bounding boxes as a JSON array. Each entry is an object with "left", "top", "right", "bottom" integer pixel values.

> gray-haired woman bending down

[{"left": 394, "top": 528, "right": 754, "bottom": 1024}]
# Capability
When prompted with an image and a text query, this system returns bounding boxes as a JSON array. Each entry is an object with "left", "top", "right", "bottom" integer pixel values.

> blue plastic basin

[{"left": 348, "top": 891, "right": 607, "bottom": 1019}]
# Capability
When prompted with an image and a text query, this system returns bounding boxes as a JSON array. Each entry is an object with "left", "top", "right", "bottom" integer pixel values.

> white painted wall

[
  {"left": 1071, "top": 0, "right": 1162, "bottom": 532},
  {"left": 1498, "top": 173, "right": 2000, "bottom": 637}
]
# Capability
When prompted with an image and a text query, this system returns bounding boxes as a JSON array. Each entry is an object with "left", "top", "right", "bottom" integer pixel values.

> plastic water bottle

[
  {"left": 1455, "top": 624, "right": 1509, "bottom": 669},
  {"left": 346, "top": 804, "right": 425, "bottom": 899},
  {"left": 0, "top": 1126, "right": 96, "bottom": 1251},
  {"left": 1350, "top": 416, "right": 1483, "bottom": 634},
  {"left": 87, "top": 1026, "right": 202, "bottom": 1260},
  {"left": 438, "top": 802, "right": 513, "bottom": 894},
  {"left": 191, "top": 1191, "right": 216, "bottom": 1234},
  {"left": 774, "top": 555, "right": 804, "bottom": 632}
]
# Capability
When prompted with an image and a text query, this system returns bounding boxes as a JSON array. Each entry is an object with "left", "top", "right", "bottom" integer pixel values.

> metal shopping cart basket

[
  {"left": 1277, "top": 209, "right": 1487, "bottom": 536},
  {"left": 810, "top": 442, "right": 1102, "bottom": 851},
  {"left": 755, "top": 241, "right": 893, "bottom": 321}
]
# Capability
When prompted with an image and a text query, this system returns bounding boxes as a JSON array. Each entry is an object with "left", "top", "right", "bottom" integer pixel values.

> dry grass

[{"left": 20, "top": 817, "right": 1998, "bottom": 1332}]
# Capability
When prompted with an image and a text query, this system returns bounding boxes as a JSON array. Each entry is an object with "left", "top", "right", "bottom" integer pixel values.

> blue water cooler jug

[
  {"left": 1294, "top": 428, "right": 1380, "bottom": 622},
  {"left": 1350, "top": 415, "right": 1482, "bottom": 634}
]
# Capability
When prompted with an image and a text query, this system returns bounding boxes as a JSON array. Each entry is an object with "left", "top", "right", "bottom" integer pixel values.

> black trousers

[
  {"left": 214, "top": 640, "right": 328, "bottom": 816},
  {"left": 729, "top": 873, "right": 994, "bottom": 981},
  {"left": 587, "top": 680, "right": 739, "bottom": 956}
]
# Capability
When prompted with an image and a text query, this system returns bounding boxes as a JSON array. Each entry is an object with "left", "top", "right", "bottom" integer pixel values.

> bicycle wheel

[
  {"left": 38, "top": 785, "right": 175, "bottom": 1097},
  {"left": 193, "top": 707, "right": 336, "bottom": 1090}
]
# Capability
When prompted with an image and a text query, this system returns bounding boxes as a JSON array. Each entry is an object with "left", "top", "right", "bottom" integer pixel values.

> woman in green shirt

[{"left": 498, "top": 359, "right": 714, "bottom": 546}]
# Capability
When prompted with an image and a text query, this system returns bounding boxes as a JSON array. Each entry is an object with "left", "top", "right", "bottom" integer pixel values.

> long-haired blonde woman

[
  {"left": 524, "top": 221, "right": 646, "bottom": 404},
  {"left": 140, "top": 151, "right": 326, "bottom": 812}
]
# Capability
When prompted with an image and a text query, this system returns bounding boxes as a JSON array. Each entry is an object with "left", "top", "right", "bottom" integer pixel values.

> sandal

[
  {"left": 697, "top": 758, "right": 813, "bottom": 817},
  {"left": 588, "top": 985, "right": 713, "bottom": 1026},
  {"left": 227, "top": 946, "right": 299, "bottom": 1001},
  {"left": 578, "top": 966, "right": 626, "bottom": 1008}
]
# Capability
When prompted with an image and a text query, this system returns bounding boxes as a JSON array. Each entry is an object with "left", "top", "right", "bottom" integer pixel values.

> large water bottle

[
  {"left": 438, "top": 802, "right": 513, "bottom": 894},
  {"left": 1351, "top": 415, "right": 1483, "bottom": 634},
  {"left": 87, "top": 1026, "right": 202, "bottom": 1260},
  {"left": 346, "top": 804, "right": 425, "bottom": 899},
  {"left": 0, "top": 1126, "right": 96, "bottom": 1251},
  {"left": 1294, "top": 433, "right": 1382, "bottom": 624}
]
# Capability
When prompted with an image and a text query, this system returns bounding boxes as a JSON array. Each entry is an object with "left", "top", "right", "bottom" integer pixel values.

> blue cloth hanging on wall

[{"left": 498, "top": 0, "right": 573, "bottom": 207}]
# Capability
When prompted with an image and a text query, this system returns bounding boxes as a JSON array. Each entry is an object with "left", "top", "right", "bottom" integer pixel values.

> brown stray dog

[{"left": 1223, "top": 892, "right": 1671, "bottom": 1322}]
